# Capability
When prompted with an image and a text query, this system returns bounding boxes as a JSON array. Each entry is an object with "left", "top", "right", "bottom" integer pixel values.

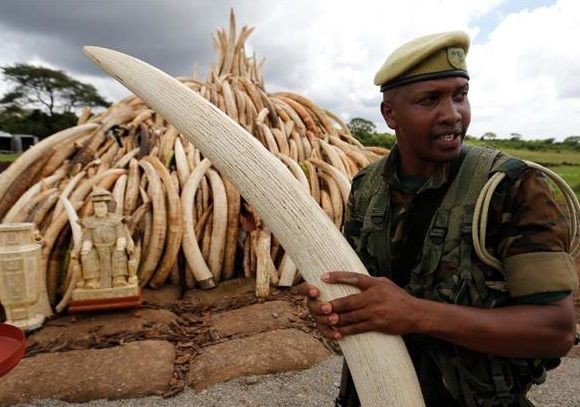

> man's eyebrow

[
  {"left": 457, "top": 82, "right": 470, "bottom": 92},
  {"left": 415, "top": 89, "right": 440, "bottom": 97}
]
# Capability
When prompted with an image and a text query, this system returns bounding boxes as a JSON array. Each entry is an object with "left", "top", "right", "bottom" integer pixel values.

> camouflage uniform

[{"left": 339, "top": 144, "right": 578, "bottom": 407}]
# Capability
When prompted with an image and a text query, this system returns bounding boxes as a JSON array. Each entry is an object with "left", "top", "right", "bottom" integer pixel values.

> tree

[
  {"left": 481, "top": 132, "right": 496, "bottom": 141},
  {"left": 348, "top": 117, "right": 377, "bottom": 141},
  {"left": 563, "top": 136, "right": 580, "bottom": 145},
  {"left": 1, "top": 64, "right": 109, "bottom": 116},
  {"left": 509, "top": 132, "right": 522, "bottom": 141},
  {"left": 0, "top": 64, "right": 110, "bottom": 139}
]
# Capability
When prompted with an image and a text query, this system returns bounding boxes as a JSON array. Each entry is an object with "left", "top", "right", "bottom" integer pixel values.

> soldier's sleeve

[{"left": 492, "top": 168, "right": 578, "bottom": 298}]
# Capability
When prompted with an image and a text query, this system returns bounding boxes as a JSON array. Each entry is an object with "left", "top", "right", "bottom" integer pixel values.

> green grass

[
  {"left": 492, "top": 149, "right": 580, "bottom": 200},
  {"left": 499, "top": 149, "right": 580, "bottom": 166},
  {"left": 549, "top": 165, "right": 580, "bottom": 196},
  {"left": 0, "top": 153, "right": 20, "bottom": 163},
  {"left": 463, "top": 142, "right": 580, "bottom": 200}
]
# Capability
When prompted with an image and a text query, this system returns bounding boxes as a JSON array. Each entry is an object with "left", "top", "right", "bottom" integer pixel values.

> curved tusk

[
  {"left": 180, "top": 158, "right": 215, "bottom": 288},
  {"left": 83, "top": 46, "right": 423, "bottom": 407},
  {"left": 309, "top": 158, "right": 351, "bottom": 204}
]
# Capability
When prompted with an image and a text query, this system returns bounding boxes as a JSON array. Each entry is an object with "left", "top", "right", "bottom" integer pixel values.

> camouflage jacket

[{"left": 341, "top": 144, "right": 577, "bottom": 407}]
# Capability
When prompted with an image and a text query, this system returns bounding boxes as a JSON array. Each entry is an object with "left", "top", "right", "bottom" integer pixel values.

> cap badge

[{"left": 447, "top": 47, "right": 465, "bottom": 69}]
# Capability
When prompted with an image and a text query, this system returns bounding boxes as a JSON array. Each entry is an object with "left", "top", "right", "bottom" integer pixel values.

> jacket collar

[{"left": 382, "top": 144, "right": 466, "bottom": 194}]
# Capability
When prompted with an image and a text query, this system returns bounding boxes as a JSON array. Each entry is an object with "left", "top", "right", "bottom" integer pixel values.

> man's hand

[
  {"left": 298, "top": 271, "right": 422, "bottom": 340},
  {"left": 299, "top": 272, "right": 576, "bottom": 358}
]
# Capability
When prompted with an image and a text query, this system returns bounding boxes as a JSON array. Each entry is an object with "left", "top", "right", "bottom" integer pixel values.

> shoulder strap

[{"left": 410, "top": 146, "right": 501, "bottom": 289}]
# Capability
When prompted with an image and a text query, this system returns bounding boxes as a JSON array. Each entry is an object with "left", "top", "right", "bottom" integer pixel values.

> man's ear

[{"left": 381, "top": 100, "right": 397, "bottom": 130}]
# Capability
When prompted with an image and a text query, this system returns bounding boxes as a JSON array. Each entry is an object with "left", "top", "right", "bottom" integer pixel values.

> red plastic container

[{"left": 0, "top": 323, "right": 25, "bottom": 377}]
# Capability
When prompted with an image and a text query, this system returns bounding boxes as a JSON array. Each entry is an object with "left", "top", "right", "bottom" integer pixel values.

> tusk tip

[
  {"left": 82, "top": 46, "right": 102, "bottom": 57},
  {"left": 82, "top": 46, "right": 119, "bottom": 64}
]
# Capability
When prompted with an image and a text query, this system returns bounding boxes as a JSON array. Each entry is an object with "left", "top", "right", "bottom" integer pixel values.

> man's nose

[{"left": 438, "top": 98, "right": 462, "bottom": 125}]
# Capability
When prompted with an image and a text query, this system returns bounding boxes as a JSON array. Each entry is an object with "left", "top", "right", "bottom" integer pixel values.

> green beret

[{"left": 374, "top": 31, "right": 470, "bottom": 92}]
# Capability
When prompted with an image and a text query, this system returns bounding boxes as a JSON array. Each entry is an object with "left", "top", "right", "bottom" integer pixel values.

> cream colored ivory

[
  {"left": 2, "top": 171, "right": 65, "bottom": 223},
  {"left": 180, "top": 159, "right": 215, "bottom": 288},
  {"left": 254, "top": 228, "right": 273, "bottom": 297},
  {"left": 0, "top": 123, "right": 98, "bottom": 202},
  {"left": 277, "top": 252, "right": 298, "bottom": 287},
  {"left": 69, "top": 169, "right": 127, "bottom": 206},
  {"left": 113, "top": 147, "right": 140, "bottom": 169},
  {"left": 55, "top": 197, "right": 83, "bottom": 313},
  {"left": 309, "top": 158, "right": 351, "bottom": 204},
  {"left": 10, "top": 188, "right": 58, "bottom": 223},
  {"left": 144, "top": 156, "right": 182, "bottom": 288},
  {"left": 137, "top": 160, "right": 167, "bottom": 287},
  {"left": 277, "top": 153, "right": 309, "bottom": 191},
  {"left": 84, "top": 46, "right": 424, "bottom": 407},
  {"left": 123, "top": 159, "right": 140, "bottom": 216},
  {"left": 112, "top": 174, "right": 128, "bottom": 214},
  {"left": 174, "top": 137, "right": 190, "bottom": 188},
  {"left": 319, "top": 139, "right": 348, "bottom": 177},
  {"left": 206, "top": 169, "right": 228, "bottom": 282},
  {"left": 51, "top": 171, "right": 87, "bottom": 223}
]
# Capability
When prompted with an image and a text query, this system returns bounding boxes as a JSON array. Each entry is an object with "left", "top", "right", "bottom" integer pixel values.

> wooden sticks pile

[{"left": 0, "top": 10, "right": 388, "bottom": 307}]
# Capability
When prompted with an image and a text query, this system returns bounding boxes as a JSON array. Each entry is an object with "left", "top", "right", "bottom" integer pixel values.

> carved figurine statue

[{"left": 70, "top": 187, "right": 140, "bottom": 311}]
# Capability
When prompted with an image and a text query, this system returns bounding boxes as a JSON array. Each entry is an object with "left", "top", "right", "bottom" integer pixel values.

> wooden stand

[{"left": 68, "top": 292, "right": 142, "bottom": 314}]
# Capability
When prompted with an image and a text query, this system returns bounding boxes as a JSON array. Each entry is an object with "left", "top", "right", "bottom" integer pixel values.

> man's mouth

[
  {"left": 434, "top": 132, "right": 461, "bottom": 141},
  {"left": 435, "top": 134, "right": 458, "bottom": 141}
]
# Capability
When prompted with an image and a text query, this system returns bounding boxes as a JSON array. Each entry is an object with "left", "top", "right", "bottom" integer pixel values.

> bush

[{"left": 0, "top": 108, "right": 77, "bottom": 139}]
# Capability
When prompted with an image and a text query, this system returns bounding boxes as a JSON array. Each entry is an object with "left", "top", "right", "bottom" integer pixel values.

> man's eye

[
  {"left": 454, "top": 91, "right": 468, "bottom": 101},
  {"left": 419, "top": 96, "right": 437, "bottom": 105}
]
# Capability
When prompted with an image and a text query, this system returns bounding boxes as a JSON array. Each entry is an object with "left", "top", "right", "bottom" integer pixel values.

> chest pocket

[{"left": 410, "top": 205, "right": 495, "bottom": 306}]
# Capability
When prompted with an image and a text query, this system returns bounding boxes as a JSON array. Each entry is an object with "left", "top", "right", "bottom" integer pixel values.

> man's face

[
  {"left": 94, "top": 201, "right": 109, "bottom": 217},
  {"left": 381, "top": 76, "right": 471, "bottom": 176}
]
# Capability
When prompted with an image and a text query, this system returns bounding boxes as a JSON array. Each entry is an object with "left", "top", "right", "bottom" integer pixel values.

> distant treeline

[{"left": 348, "top": 117, "right": 580, "bottom": 152}]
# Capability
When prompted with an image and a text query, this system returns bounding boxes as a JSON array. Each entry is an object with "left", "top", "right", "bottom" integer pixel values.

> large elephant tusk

[{"left": 83, "top": 46, "right": 424, "bottom": 407}]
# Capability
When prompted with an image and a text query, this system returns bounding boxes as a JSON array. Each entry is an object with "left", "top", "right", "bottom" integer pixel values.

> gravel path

[{"left": 17, "top": 356, "right": 579, "bottom": 406}]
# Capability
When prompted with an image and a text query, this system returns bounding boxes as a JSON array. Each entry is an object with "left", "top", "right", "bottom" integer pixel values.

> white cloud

[
  {"left": 246, "top": 0, "right": 503, "bottom": 131},
  {"left": 0, "top": 0, "right": 578, "bottom": 140},
  {"left": 468, "top": 0, "right": 580, "bottom": 139}
]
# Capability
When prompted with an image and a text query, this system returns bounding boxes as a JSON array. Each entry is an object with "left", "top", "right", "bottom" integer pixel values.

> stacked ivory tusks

[
  {"left": 82, "top": 46, "right": 423, "bottom": 407},
  {"left": 0, "top": 11, "right": 391, "bottom": 316},
  {"left": 0, "top": 7, "right": 391, "bottom": 337}
]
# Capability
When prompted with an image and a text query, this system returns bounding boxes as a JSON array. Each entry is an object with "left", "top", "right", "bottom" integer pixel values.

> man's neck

[{"left": 398, "top": 158, "right": 437, "bottom": 178}]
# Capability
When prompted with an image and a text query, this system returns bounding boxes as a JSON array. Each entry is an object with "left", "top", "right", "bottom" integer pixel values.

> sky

[{"left": 0, "top": 0, "right": 578, "bottom": 140}]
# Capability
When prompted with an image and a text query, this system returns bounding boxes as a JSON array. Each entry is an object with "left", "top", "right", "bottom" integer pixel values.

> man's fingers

[
  {"left": 307, "top": 298, "right": 333, "bottom": 316},
  {"left": 337, "top": 321, "right": 373, "bottom": 337},
  {"left": 332, "top": 309, "right": 369, "bottom": 327},
  {"left": 318, "top": 324, "right": 342, "bottom": 340},
  {"left": 329, "top": 292, "right": 366, "bottom": 314},
  {"left": 321, "top": 271, "right": 376, "bottom": 290},
  {"left": 295, "top": 282, "right": 320, "bottom": 299}
]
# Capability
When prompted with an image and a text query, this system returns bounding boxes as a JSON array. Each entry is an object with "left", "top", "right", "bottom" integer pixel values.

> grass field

[
  {"left": 0, "top": 153, "right": 20, "bottom": 162},
  {"left": 550, "top": 165, "right": 580, "bottom": 194},
  {"left": 500, "top": 149, "right": 580, "bottom": 166},
  {"left": 496, "top": 149, "right": 580, "bottom": 199}
]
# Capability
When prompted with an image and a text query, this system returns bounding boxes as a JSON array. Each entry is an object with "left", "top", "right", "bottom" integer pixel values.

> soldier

[
  {"left": 300, "top": 32, "right": 578, "bottom": 406},
  {"left": 78, "top": 187, "right": 133, "bottom": 289}
]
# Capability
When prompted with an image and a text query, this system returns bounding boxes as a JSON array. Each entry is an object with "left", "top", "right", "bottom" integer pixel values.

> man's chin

[{"left": 433, "top": 141, "right": 463, "bottom": 162}]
